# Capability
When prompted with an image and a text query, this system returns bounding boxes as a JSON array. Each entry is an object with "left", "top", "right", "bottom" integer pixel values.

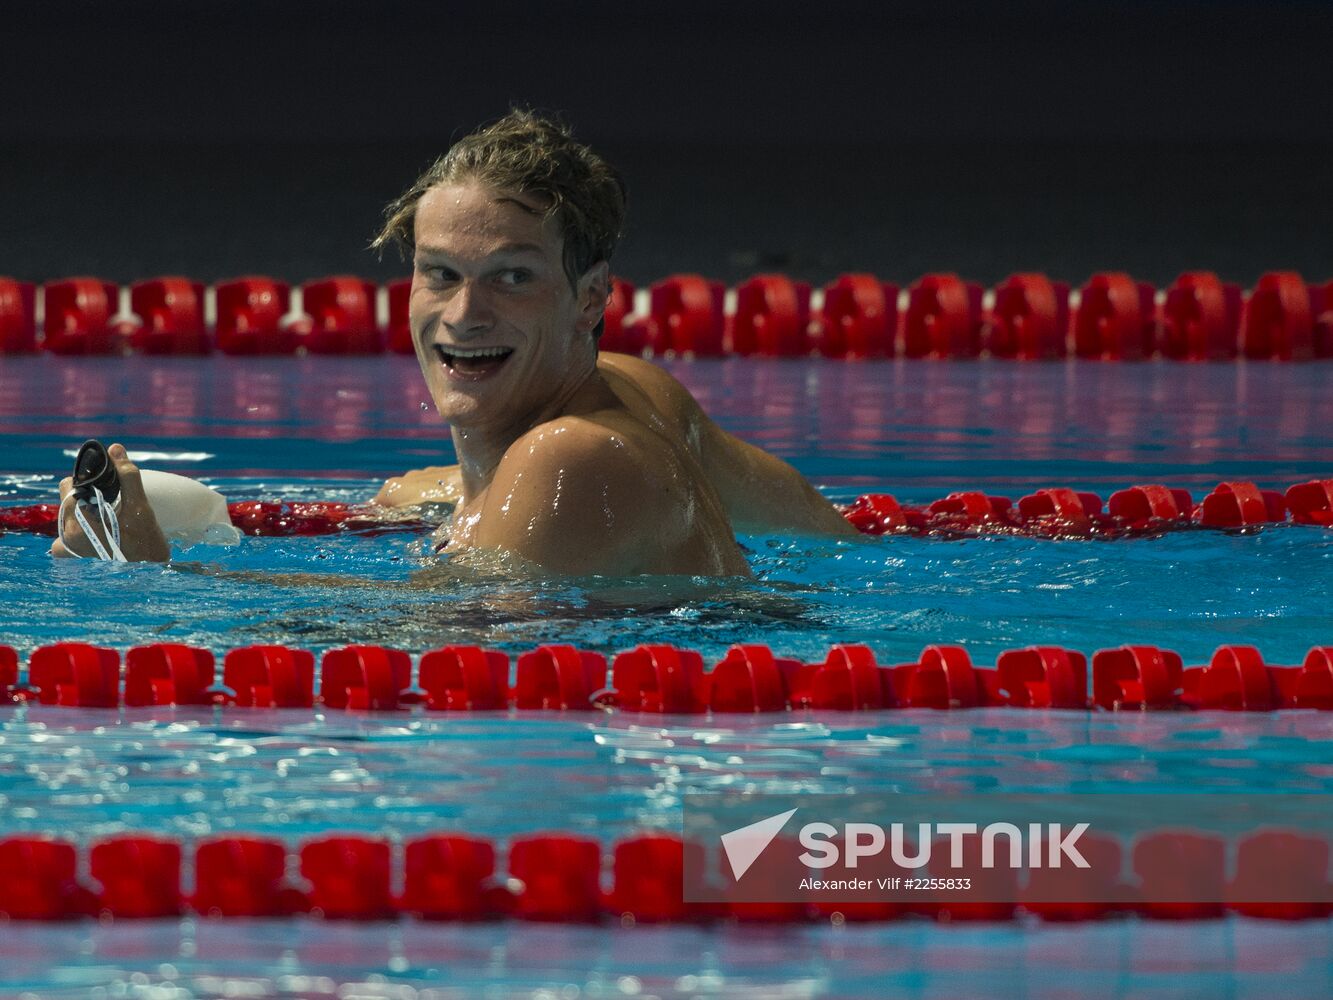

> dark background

[{"left": 3, "top": 0, "right": 1331, "bottom": 288}]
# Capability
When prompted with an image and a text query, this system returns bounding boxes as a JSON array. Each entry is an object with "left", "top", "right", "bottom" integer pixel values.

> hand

[
  {"left": 373, "top": 465, "right": 463, "bottom": 508},
  {"left": 51, "top": 443, "right": 172, "bottom": 562}
]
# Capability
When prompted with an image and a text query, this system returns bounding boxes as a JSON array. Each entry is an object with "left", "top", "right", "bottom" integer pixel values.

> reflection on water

[
  {"left": 1, "top": 357, "right": 1331, "bottom": 490},
  {"left": 0, "top": 516, "right": 1328, "bottom": 666},
  {"left": 196, "top": 550, "right": 832, "bottom": 654},
  {"left": 5, "top": 918, "right": 1331, "bottom": 999}
]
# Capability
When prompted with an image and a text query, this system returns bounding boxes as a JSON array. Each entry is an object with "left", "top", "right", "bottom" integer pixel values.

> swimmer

[{"left": 54, "top": 111, "right": 854, "bottom": 574}]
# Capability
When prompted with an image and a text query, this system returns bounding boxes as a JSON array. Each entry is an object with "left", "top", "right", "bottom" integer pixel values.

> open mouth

[{"left": 433, "top": 344, "right": 515, "bottom": 378}]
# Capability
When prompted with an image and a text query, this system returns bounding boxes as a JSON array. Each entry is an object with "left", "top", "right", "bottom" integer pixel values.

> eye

[
  {"left": 497, "top": 268, "right": 533, "bottom": 287},
  {"left": 418, "top": 264, "right": 459, "bottom": 284}
]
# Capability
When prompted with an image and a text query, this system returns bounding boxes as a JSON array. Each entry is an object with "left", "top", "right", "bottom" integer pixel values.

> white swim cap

[{"left": 138, "top": 470, "right": 241, "bottom": 547}]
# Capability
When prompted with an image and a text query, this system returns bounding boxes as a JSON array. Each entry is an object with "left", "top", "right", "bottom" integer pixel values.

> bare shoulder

[
  {"left": 473, "top": 415, "right": 689, "bottom": 574},
  {"left": 596, "top": 354, "right": 710, "bottom": 439},
  {"left": 597, "top": 352, "right": 686, "bottom": 393},
  {"left": 600, "top": 356, "right": 854, "bottom": 537},
  {"left": 495, "top": 413, "right": 675, "bottom": 486}
]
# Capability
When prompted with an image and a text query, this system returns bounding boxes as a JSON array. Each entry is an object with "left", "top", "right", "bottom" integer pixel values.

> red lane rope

[
  {"left": 3, "top": 271, "right": 1332, "bottom": 358},
  {"left": 1, "top": 479, "right": 1330, "bottom": 540},
  {"left": 3, "top": 641, "right": 1330, "bottom": 713},
  {"left": 0, "top": 828, "right": 1327, "bottom": 923}
]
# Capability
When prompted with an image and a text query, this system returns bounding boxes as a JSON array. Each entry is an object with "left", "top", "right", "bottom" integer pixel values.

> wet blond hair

[{"left": 374, "top": 110, "right": 626, "bottom": 336}]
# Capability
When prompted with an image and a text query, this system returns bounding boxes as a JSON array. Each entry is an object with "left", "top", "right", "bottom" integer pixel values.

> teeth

[{"left": 439, "top": 345, "right": 512, "bottom": 360}]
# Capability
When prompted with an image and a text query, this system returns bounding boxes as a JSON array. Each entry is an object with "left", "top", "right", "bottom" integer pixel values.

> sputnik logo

[{"left": 720, "top": 808, "right": 798, "bottom": 880}]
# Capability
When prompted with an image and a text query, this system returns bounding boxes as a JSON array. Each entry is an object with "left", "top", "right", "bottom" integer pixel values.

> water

[
  {"left": 0, "top": 357, "right": 1329, "bottom": 665},
  {"left": 1, "top": 356, "right": 1331, "bottom": 998}
]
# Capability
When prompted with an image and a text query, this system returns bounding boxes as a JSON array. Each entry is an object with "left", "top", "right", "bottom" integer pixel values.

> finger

[
  {"left": 107, "top": 443, "right": 151, "bottom": 509},
  {"left": 373, "top": 477, "right": 405, "bottom": 505}
]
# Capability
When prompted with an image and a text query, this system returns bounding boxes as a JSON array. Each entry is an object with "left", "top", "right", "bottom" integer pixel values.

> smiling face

[{"left": 409, "top": 182, "right": 607, "bottom": 436}]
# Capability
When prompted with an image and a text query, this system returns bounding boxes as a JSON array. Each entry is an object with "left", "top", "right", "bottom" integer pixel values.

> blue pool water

[{"left": 0, "top": 356, "right": 1331, "bottom": 998}]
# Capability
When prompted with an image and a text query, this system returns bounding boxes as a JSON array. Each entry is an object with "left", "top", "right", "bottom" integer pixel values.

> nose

[{"left": 441, "top": 279, "right": 494, "bottom": 339}]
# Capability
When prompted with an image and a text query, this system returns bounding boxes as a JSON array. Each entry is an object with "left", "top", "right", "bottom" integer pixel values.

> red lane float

[
  {"left": 598, "top": 277, "right": 638, "bottom": 354},
  {"left": 418, "top": 645, "right": 510, "bottom": 710},
  {"left": 642, "top": 274, "right": 726, "bottom": 355},
  {"left": 1180, "top": 644, "right": 1333, "bottom": 712},
  {"left": 1159, "top": 271, "right": 1241, "bottom": 361},
  {"left": 608, "top": 835, "right": 707, "bottom": 923},
  {"left": 1241, "top": 272, "right": 1314, "bottom": 361},
  {"left": 893, "top": 645, "right": 980, "bottom": 708},
  {"left": 796, "top": 644, "right": 891, "bottom": 710},
  {"left": 611, "top": 645, "right": 707, "bottom": 713},
  {"left": 1106, "top": 485, "right": 1194, "bottom": 529},
  {"left": 400, "top": 835, "right": 508, "bottom": 920},
  {"left": 299, "top": 276, "right": 383, "bottom": 354},
  {"left": 705, "top": 644, "right": 802, "bottom": 712},
  {"left": 92, "top": 837, "right": 183, "bottom": 918},
  {"left": 221, "top": 645, "right": 316, "bottom": 708},
  {"left": 27, "top": 642, "right": 121, "bottom": 707},
  {"left": 124, "top": 643, "right": 215, "bottom": 707},
  {"left": 194, "top": 836, "right": 304, "bottom": 917},
  {"left": 128, "top": 277, "right": 210, "bottom": 354},
  {"left": 2, "top": 480, "right": 1330, "bottom": 545},
  {"left": 1228, "top": 831, "right": 1333, "bottom": 920},
  {"left": 997, "top": 647, "right": 1089, "bottom": 709},
  {"left": 1318, "top": 279, "right": 1333, "bottom": 358},
  {"left": 0, "top": 278, "right": 37, "bottom": 353},
  {"left": 321, "top": 644, "right": 413, "bottom": 710},
  {"left": 214, "top": 276, "right": 296, "bottom": 354},
  {"left": 902, "top": 274, "right": 984, "bottom": 358},
  {"left": 1286, "top": 479, "right": 1333, "bottom": 526},
  {"left": 0, "top": 504, "right": 59, "bottom": 536},
  {"left": 42, "top": 278, "right": 120, "bottom": 354},
  {"left": 9, "top": 271, "right": 1333, "bottom": 359},
  {"left": 986, "top": 273, "right": 1070, "bottom": 360},
  {"left": 728, "top": 274, "right": 812, "bottom": 356},
  {"left": 225, "top": 501, "right": 427, "bottom": 537},
  {"left": 4, "top": 640, "right": 1333, "bottom": 714},
  {"left": 1133, "top": 832, "right": 1228, "bottom": 920},
  {"left": 814, "top": 274, "right": 898, "bottom": 358},
  {"left": 0, "top": 837, "right": 97, "bottom": 919},
  {"left": 841, "top": 493, "right": 920, "bottom": 534},
  {"left": 509, "top": 835, "right": 603, "bottom": 922},
  {"left": 301, "top": 837, "right": 394, "bottom": 919},
  {"left": 1021, "top": 834, "right": 1130, "bottom": 922},
  {"left": 1, "top": 644, "right": 17, "bottom": 701},
  {"left": 1, "top": 828, "right": 1328, "bottom": 923},
  {"left": 1195, "top": 482, "right": 1285, "bottom": 528},
  {"left": 1072, "top": 273, "right": 1156, "bottom": 360},
  {"left": 514, "top": 645, "right": 607, "bottom": 710},
  {"left": 1092, "top": 646, "right": 1185, "bottom": 711},
  {"left": 385, "top": 277, "right": 413, "bottom": 354},
  {"left": 1016, "top": 488, "right": 1104, "bottom": 536}
]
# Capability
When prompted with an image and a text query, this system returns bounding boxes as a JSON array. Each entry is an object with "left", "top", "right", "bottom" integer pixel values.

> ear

[{"left": 575, "top": 261, "right": 611, "bottom": 336}]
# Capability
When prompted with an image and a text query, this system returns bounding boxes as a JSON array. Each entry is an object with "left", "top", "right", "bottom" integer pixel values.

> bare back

[{"left": 598, "top": 355, "right": 856, "bottom": 537}]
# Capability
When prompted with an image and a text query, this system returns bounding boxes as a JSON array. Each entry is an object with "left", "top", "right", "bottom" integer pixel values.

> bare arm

[
  {"left": 470, "top": 421, "right": 693, "bottom": 576},
  {"left": 598, "top": 354, "right": 853, "bottom": 537},
  {"left": 373, "top": 464, "right": 463, "bottom": 507},
  {"left": 698, "top": 422, "right": 856, "bottom": 536}
]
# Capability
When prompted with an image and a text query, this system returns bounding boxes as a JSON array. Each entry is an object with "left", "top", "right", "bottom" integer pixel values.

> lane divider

[
  {"left": 3, "top": 641, "right": 1330, "bottom": 712},
  {"left": 2, "top": 479, "right": 1330, "bottom": 540},
  {"left": 4, "top": 270, "right": 1332, "bottom": 359},
  {"left": 0, "top": 829, "right": 1327, "bottom": 923}
]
